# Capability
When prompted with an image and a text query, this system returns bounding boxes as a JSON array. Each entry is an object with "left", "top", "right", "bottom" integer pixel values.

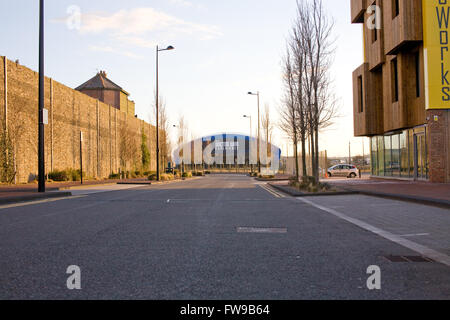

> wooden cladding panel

[
  {"left": 353, "top": 63, "right": 384, "bottom": 136},
  {"left": 351, "top": 0, "right": 366, "bottom": 23},
  {"left": 384, "top": 0, "right": 423, "bottom": 55}
]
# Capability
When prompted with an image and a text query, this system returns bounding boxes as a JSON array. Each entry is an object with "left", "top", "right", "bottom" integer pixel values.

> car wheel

[
  {"left": 327, "top": 172, "right": 332, "bottom": 177},
  {"left": 349, "top": 173, "right": 356, "bottom": 179}
]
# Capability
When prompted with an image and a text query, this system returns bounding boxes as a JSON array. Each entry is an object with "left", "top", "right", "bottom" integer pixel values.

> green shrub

[
  {"left": 182, "top": 171, "right": 192, "bottom": 178},
  {"left": 48, "top": 170, "right": 69, "bottom": 182},
  {"left": 204, "top": 171, "right": 211, "bottom": 175},
  {"left": 48, "top": 168, "right": 85, "bottom": 182},
  {"left": 148, "top": 174, "right": 157, "bottom": 181},
  {"left": 109, "top": 173, "right": 120, "bottom": 179},
  {"left": 192, "top": 171, "right": 204, "bottom": 176},
  {"left": 69, "top": 169, "right": 85, "bottom": 181}
]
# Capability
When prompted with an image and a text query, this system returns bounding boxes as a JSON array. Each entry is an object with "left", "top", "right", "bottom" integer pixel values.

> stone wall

[{"left": 0, "top": 56, "right": 157, "bottom": 183}]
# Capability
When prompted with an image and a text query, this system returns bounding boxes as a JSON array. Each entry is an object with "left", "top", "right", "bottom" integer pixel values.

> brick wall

[
  {"left": 0, "top": 56, "right": 157, "bottom": 183},
  {"left": 427, "top": 109, "right": 450, "bottom": 183}
]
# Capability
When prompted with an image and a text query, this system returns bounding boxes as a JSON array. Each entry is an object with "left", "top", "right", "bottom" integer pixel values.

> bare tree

[
  {"left": 279, "top": 48, "right": 300, "bottom": 181},
  {"left": 261, "top": 104, "right": 273, "bottom": 156},
  {"left": 176, "top": 115, "right": 188, "bottom": 172},
  {"left": 151, "top": 94, "right": 171, "bottom": 172},
  {"left": 287, "top": 0, "right": 337, "bottom": 184},
  {"left": 0, "top": 110, "right": 25, "bottom": 183},
  {"left": 159, "top": 98, "right": 171, "bottom": 169}
]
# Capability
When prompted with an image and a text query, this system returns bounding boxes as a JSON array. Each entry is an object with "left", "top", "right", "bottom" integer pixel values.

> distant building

[
  {"left": 172, "top": 133, "right": 281, "bottom": 174},
  {"left": 75, "top": 71, "right": 135, "bottom": 117}
]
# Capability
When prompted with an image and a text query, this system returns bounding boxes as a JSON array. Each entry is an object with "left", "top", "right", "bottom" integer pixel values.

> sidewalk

[
  {"left": 0, "top": 178, "right": 149, "bottom": 205},
  {"left": 323, "top": 178, "right": 450, "bottom": 208}
]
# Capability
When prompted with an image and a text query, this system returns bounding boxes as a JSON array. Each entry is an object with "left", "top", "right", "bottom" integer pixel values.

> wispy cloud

[
  {"left": 78, "top": 7, "right": 221, "bottom": 45},
  {"left": 168, "top": 0, "right": 206, "bottom": 10},
  {"left": 169, "top": 0, "right": 194, "bottom": 7},
  {"left": 89, "top": 45, "right": 143, "bottom": 59}
]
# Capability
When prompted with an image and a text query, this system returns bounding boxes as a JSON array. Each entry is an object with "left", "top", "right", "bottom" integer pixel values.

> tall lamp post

[
  {"left": 243, "top": 115, "right": 252, "bottom": 173},
  {"left": 248, "top": 91, "right": 261, "bottom": 173},
  {"left": 155, "top": 45, "right": 174, "bottom": 181},
  {"left": 38, "top": 0, "right": 45, "bottom": 192}
]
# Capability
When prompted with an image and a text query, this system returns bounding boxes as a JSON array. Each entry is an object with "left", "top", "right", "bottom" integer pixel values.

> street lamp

[
  {"left": 38, "top": 0, "right": 45, "bottom": 192},
  {"left": 247, "top": 91, "right": 261, "bottom": 173},
  {"left": 155, "top": 45, "right": 175, "bottom": 181}
]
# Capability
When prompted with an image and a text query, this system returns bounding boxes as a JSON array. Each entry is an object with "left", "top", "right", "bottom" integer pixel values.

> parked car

[{"left": 327, "top": 164, "right": 359, "bottom": 178}]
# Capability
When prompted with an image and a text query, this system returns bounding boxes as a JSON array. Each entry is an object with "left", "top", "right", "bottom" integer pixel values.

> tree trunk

[{"left": 294, "top": 133, "right": 299, "bottom": 181}]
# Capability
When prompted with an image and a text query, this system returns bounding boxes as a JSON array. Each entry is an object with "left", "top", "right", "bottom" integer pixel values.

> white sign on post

[{"left": 43, "top": 108, "right": 48, "bottom": 125}]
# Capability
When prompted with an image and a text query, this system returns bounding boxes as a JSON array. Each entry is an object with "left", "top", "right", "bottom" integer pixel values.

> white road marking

[
  {"left": 237, "top": 227, "right": 288, "bottom": 234},
  {"left": 297, "top": 197, "right": 450, "bottom": 268},
  {"left": 397, "top": 233, "right": 430, "bottom": 237},
  {"left": 259, "top": 184, "right": 285, "bottom": 198},
  {"left": 0, "top": 195, "right": 84, "bottom": 210}
]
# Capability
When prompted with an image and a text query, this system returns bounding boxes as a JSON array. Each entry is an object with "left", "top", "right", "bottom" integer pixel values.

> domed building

[{"left": 172, "top": 133, "right": 281, "bottom": 174}]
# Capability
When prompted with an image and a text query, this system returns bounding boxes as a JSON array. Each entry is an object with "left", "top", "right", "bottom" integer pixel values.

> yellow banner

[{"left": 423, "top": 0, "right": 450, "bottom": 109}]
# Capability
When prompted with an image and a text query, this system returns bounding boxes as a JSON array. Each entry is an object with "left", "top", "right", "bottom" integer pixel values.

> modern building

[
  {"left": 172, "top": 133, "right": 281, "bottom": 174},
  {"left": 76, "top": 71, "right": 136, "bottom": 117},
  {"left": 351, "top": 0, "right": 450, "bottom": 183}
]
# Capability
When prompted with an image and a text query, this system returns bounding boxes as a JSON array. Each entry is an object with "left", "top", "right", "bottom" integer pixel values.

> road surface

[{"left": 0, "top": 174, "right": 449, "bottom": 299}]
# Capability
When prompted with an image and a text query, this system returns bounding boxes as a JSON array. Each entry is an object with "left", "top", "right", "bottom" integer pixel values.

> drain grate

[{"left": 383, "top": 255, "right": 434, "bottom": 263}]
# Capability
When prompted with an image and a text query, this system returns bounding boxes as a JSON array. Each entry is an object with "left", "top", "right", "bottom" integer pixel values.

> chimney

[{"left": 99, "top": 70, "right": 107, "bottom": 78}]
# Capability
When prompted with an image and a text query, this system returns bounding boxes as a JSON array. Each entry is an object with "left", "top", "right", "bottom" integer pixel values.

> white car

[{"left": 327, "top": 164, "right": 359, "bottom": 178}]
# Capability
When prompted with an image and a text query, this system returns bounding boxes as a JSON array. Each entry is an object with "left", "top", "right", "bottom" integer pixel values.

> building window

[
  {"left": 391, "top": 134, "right": 400, "bottom": 177},
  {"left": 358, "top": 75, "right": 364, "bottom": 113},
  {"left": 377, "top": 136, "right": 385, "bottom": 176},
  {"left": 391, "top": 58, "right": 399, "bottom": 102},
  {"left": 384, "top": 136, "right": 392, "bottom": 176},
  {"left": 415, "top": 51, "right": 420, "bottom": 97},
  {"left": 371, "top": 137, "right": 378, "bottom": 176},
  {"left": 400, "top": 131, "right": 409, "bottom": 177},
  {"left": 372, "top": 2, "right": 378, "bottom": 43},
  {"left": 392, "top": 0, "right": 400, "bottom": 18}
]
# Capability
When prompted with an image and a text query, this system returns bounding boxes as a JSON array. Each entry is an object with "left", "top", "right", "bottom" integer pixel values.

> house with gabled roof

[{"left": 75, "top": 71, "right": 135, "bottom": 117}]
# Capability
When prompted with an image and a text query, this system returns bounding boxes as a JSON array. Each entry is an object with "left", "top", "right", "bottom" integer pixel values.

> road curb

[
  {"left": 269, "top": 183, "right": 358, "bottom": 197},
  {"left": 0, "top": 191, "right": 72, "bottom": 205},
  {"left": 117, "top": 176, "right": 204, "bottom": 186},
  {"left": 58, "top": 183, "right": 117, "bottom": 190}
]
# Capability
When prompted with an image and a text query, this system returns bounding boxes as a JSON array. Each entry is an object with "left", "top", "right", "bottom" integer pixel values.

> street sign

[{"left": 43, "top": 108, "right": 48, "bottom": 125}]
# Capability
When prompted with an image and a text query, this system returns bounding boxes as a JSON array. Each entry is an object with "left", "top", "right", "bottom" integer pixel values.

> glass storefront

[{"left": 370, "top": 126, "right": 428, "bottom": 180}]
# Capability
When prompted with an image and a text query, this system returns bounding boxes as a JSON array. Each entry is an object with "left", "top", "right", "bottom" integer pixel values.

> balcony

[
  {"left": 384, "top": 0, "right": 423, "bottom": 55},
  {"left": 353, "top": 63, "right": 384, "bottom": 137},
  {"left": 351, "top": 0, "right": 366, "bottom": 23}
]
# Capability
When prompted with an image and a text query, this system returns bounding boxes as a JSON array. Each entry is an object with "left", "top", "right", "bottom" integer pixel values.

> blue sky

[{"left": 0, "top": 0, "right": 365, "bottom": 157}]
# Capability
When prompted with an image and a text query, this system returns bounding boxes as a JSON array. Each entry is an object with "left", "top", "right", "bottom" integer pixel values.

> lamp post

[
  {"left": 243, "top": 115, "right": 252, "bottom": 173},
  {"left": 38, "top": 0, "right": 45, "bottom": 192},
  {"left": 155, "top": 45, "right": 174, "bottom": 181},
  {"left": 248, "top": 91, "right": 261, "bottom": 173}
]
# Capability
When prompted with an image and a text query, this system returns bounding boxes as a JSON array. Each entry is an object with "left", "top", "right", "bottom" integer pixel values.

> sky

[{"left": 0, "top": 0, "right": 366, "bottom": 158}]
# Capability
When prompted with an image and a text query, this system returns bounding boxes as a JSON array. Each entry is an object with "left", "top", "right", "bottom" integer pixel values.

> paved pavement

[
  {"left": 0, "top": 178, "right": 151, "bottom": 204},
  {"left": 0, "top": 174, "right": 449, "bottom": 299},
  {"left": 323, "top": 177, "right": 450, "bottom": 202}
]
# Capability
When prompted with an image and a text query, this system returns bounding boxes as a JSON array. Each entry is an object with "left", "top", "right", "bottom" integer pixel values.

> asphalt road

[{"left": 0, "top": 174, "right": 449, "bottom": 299}]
